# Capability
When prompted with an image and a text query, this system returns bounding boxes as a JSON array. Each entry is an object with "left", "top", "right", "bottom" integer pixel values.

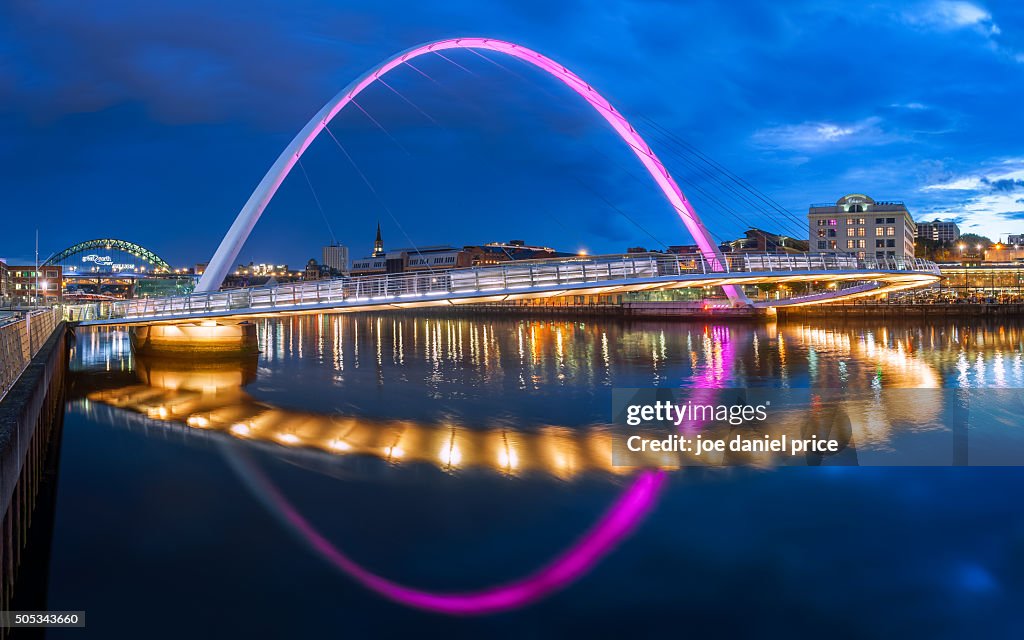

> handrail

[
  {"left": 0, "top": 308, "right": 61, "bottom": 401},
  {"left": 63, "top": 252, "right": 941, "bottom": 323}
]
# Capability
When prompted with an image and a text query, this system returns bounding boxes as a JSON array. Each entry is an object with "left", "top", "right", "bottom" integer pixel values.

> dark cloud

[{"left": 983, "top": 178, "right": 1024, "bottom": 192}]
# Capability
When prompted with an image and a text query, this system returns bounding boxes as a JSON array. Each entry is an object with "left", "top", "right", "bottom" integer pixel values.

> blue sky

[{"left": 1, "top": 0, "right": 1022, "bottom": 266}]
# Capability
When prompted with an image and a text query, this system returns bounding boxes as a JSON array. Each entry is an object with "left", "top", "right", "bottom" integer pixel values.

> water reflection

[
  {"left": 68, "top": 315, "right": 1021, "bottom": 476},
  {"left": 64, "top": 315, "right": 1024, "bottom": 618}
]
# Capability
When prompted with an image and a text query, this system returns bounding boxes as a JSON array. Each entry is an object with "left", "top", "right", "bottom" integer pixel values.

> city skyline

[{"left": 2, "top": 1, "right": 1023, "bottom": 267}]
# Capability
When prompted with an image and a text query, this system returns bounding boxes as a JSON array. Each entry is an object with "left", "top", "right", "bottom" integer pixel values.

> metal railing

[
  {"left": 62, "top": 252, "right": 940, "bottom": 324},
  {"left": 0, "top": 309, "right": 61, "bottom": 402}
]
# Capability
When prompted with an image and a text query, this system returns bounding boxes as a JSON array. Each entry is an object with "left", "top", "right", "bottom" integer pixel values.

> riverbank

[{"left": 0, "top": 316, "right": 67, "bottom": 621}]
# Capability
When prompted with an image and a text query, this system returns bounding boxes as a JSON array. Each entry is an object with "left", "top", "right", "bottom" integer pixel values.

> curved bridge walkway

[{"left": 64, "top": 252, "right": 940, "bottom": 326}]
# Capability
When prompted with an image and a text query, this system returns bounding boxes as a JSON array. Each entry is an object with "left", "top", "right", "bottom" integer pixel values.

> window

[
  {"left": 817, "top": 219, "right": 828, "bottom": 226},
  {"left": 857, "top": 228, "right": 866, "bottom": 237},
  {"left": 829, "top": 240, "right": 837, "bottom": 249},
  {"left": 817, "top": 241, "right": 827, "bottom": 249},
  {"left": 875, "top": 217, "right": 884, "bottom": 224},
  {"left": 845, "top": 218, "right": 854, "bottom": 225},
  {"left": 886, "top": 239, "right": 895, "bottom": 248},
  {"left": 886, "top": 217, "right": 896, "bottom": 224},
  {"left": 876, "top": 227, "right": 884, "bottom": 236},
  {"left": 828, "top": 219, "right": 838, "bottom": 226},
  {"left": 847, "top": 240, "right": 856, "bottom": 249},
  {"left": 858, "top": 218, "right": 866, "bottom": 225},
  {"left": 886, "top": 227, "right": 896, "bottom": 236},
  {"left": 876, "top": 251, "right": 885, "bottom": 258},
  {"left": 847, "top": 229, "right": 856, "bottom": 237},
  {"left": 818, "top": 229, "right": 827, "bottom": 238},
  {"left": 850, "top": 204, "right": 864, "bottom": 212},
  {"left": 858, "top": 239, "right": 866, "bottom": 249},
  {"left": 876, "top": 240, "right": 885, "bottom": 248}
]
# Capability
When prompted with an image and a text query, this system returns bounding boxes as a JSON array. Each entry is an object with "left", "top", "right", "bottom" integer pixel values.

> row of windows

[
  {"left": 846, "top": 239, "right": 898, "bottom": 249},
  {"left": 836, "top": 216, "right": 900, "bottom": 225},
  {"left": 8, "top": 270, "right": 59, "bottom": 278}
]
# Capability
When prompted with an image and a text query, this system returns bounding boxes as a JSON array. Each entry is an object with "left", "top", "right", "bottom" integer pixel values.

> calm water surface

[{"left": 44, "top": 315, "right": 1024, "bottom": 638}]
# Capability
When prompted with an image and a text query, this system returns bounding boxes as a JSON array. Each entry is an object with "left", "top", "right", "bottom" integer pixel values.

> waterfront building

[
  {"left": 1007, "top": 234, "right": 1024, "bottom": 247},
  {"left": 938, "top": 263, "right": 1024, "bottom": 300},
  {"left": 322, "top": 243, "right": 349, "bottom": 273},
  {"left": 983, "top": 246, "right": 1024, "bottom": 262},
  {"left": 234, "top": 262, "right": 290, "bottom": 277},
  {"left": 722, "top": 228, "right": 809, "bottom": 254},
  {"left": 351, "top": 229, "right": 570, "bottom": 276},
  {"left": 916, "top": 219, "right": 960, "bottom": 243},
  {"left": 808, "top": 194, "right": 916, "bottom": 260},
  {"left": 0, "top": 260, "right": 9, "bottom": 301},
  {"left": 8, "top": 265, "right": 62, "bottom": 304}
]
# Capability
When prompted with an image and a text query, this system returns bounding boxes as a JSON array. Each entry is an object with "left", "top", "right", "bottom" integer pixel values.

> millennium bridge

[{"left": 63, "top": 251, "right": 940, "bottom": 326}]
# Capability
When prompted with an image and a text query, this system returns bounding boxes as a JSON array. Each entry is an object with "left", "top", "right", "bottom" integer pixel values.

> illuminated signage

[{"left": 80, "top": 254, "right": 135, "bottom": 271}]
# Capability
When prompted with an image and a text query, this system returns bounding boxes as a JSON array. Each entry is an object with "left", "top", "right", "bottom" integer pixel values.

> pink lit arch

[{"left": 196, "top": 37, "right": 749, "bottom": 305}]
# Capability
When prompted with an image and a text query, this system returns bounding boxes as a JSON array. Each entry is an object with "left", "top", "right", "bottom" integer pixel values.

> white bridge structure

[
  {"left": 62, "top": 37, "right": 942, "bottom": 327},
  {"left": 65, "top": 252, "right": 940, "bottom": 326}
]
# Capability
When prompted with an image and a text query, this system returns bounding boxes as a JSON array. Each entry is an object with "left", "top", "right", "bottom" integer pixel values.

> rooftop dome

[{"left": 836, "top": 193, "right": 876, "bottom": 206}]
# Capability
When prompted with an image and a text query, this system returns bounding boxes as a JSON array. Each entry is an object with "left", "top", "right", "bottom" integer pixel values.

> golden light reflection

[{"left": 72, "top": 315, "right": 1001, "bottom": 477}]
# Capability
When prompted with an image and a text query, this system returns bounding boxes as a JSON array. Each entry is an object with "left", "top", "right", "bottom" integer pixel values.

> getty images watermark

[{"left": 611, "top": 388, "right": 1024, "bottom": 467}]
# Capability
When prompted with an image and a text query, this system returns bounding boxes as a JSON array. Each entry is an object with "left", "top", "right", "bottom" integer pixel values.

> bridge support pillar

[{"left": 129, "top": 321, "right": 258, "bottom": 358}]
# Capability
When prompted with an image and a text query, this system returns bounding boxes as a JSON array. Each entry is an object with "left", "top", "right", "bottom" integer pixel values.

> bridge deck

[{"left": 65, "top": 253, "right": 941, "bottom": 326}]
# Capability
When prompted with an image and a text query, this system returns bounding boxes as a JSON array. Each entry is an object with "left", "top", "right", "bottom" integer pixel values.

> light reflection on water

[{"left": 54, "top": 314, "right": 1024, "bottom": 636}]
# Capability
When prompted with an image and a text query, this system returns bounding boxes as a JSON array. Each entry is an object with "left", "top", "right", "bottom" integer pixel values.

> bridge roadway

[{"left": 64, "top": 252, "right": 941, "bottom": 326}]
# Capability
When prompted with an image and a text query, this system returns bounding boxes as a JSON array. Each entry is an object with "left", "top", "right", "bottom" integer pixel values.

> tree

[{"left": 958, "top": 233, "right": 993, "bottom": 249}]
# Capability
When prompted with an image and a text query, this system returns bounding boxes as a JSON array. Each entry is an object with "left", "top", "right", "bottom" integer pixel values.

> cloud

[
  {"left": 925, "top": 162, "right": 1024, "bottom": 192},
  {"left": 751, "top": 117, "right": 897, "bottom": 151},
  {"left": 918, "top": 159, "right": 1024, "bottom": 235},
  {"left": 902, "top": 1, "right": 1000, "bottom": 35},
  {"left": 898, "top": 1, "right": 1024, "bottom": 63}
]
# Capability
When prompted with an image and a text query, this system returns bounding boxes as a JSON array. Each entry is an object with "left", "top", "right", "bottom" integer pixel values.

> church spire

[{"left": 372, "top": 221, "right": 384, "bottom": 258}]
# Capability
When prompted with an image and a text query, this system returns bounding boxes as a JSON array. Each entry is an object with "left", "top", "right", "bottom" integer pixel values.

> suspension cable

[{"left": 296, "top": 156, "right": 337, "bottom": 245}]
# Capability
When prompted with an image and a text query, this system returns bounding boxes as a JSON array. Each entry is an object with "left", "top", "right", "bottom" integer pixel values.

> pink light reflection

[{"left": 228, "top": 446, "right": 665, "bottom": 616}]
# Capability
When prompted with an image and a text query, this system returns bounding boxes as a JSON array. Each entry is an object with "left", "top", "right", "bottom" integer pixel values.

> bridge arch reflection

[{"left": 69, "top": 316, "right": 955, "bottom": 614}]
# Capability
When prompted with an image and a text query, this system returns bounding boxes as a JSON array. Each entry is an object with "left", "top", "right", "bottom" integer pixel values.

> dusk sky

[{"left": 2, "top": 0, "right": 1022, "bottom": 267}]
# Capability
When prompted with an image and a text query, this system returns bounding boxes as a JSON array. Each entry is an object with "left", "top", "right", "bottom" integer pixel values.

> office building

[
  {"left": 322, "top": 243, "right": 349, "bottom": 273},
  {"left": 808, "top": 194, "right": 916, "bottom": 260},
  {"left": 916, "top": 219, "right": 961, "bottom": 243}
]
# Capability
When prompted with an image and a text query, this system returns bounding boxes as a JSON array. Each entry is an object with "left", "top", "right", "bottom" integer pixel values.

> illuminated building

[
  {"left": 983, "top": 245, "right": 1024, "bottom": 262},
  {"left": 721, "top": 228, "right": 809, "bottom": 254},
  {"left": 321, "top": 243, "right": 349, "bottom": 273},
  {"left": 915, "top": 219, "right": 960, "bottom": 243},
  {"left": 372, "top": 222, "right": 384, "bottom": 258},
  {"left": 938, "top": 263, "right": 1024, "bottom": 299},
  {"left": 352, "top": 229, "right": 571, "bottom": 275},
  {"left": 8, "top": 265, "right": 62, "bottom": 304},
  {"left": 0, "top": 260, "right": 9, "bottom": 301},
  {"left": 808, "top": 194, "right": 917, "bottom": 260}
]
